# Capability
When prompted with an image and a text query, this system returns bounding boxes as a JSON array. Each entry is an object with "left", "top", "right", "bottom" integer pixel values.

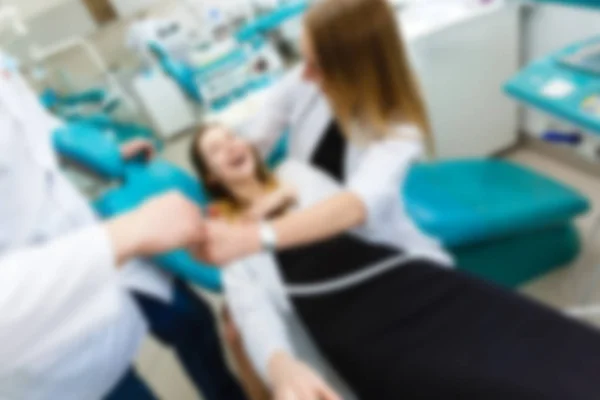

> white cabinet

[
  {"left": 408, "top": 4, "right": 521, "bottom": 159},
  {"left": 132, "top": 69, "right": 197, "bottom": 140}
]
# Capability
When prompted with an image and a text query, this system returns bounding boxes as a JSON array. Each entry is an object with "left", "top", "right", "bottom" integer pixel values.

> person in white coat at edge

[
  {"left": 194, "top": 0, "right": 600, "bottom": 399},
  {"left": 0, "top": 54, "right": 246, "bottom": 400}
]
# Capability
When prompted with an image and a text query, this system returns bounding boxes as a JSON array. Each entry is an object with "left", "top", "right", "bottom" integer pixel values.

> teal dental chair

[
  {"left": 54, "top": 125, "right": 589, "bottom": 290},
  {"left": 53, "top": 122, "right": 221, "bottom": 292},
  {"left": 149, "top": 41, "right": 276, "bottom": 112},
  {"left": 405, "top": 160, "right": 588, "bottom": 287},
  {"left": 42, "top": 88, "right": 160, "bottom": 147}
]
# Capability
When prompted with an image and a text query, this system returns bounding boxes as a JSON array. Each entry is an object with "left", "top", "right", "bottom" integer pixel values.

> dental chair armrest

[{"left": 53, "top": 123, "right": 126, "bottom": 180}]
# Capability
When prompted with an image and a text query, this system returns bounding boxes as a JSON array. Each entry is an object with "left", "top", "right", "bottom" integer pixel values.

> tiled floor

[{"left": 136, "top": 142, "right": 600, "bottom": 399}]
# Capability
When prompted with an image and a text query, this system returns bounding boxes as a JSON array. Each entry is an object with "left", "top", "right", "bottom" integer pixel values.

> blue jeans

[{"left": 106, "top": 280, "right": 246, "bottom": 400}]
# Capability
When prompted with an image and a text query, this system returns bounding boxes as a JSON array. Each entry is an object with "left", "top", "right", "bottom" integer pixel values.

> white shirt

[
  {"left": 242, "top": 66, "right": 452, "bottom": 256},
  {"left": 225, "top": 160, "right": 453, "bottom": 399},
  {"left": 0, "top": 227, "right": 146, "bottom": 400},
  {"left": 0, "top": 57, "right": 170, "bottom": 399}
]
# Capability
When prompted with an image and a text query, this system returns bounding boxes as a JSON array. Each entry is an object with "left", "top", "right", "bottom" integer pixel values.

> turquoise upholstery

[
  {"left": 404, "top": 159, "right": 590, "bottom": 247},
  {"left": 454, "top": 223, "right": 581, "bottom": 288},
  {"left": 149, "top": 43, "right": 203, "bottom": 103},
  {"left": 53, "top": 122, "right": 160, "bottom": 180},
  {"left": 54, "top": 123, "right": 126, "bottom": 179},
  {"left": 94, "top": 161, "right": 220, "bottom": 292},
  {"left": 41, "top": 88, "right": 107, "bottom": 109}
]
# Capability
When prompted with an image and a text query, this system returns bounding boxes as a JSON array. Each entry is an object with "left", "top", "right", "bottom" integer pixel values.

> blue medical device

[
  {"left": 151, "top": 40, "right": 281, "bottom": 111},
  {"left": 506, "top": 1, "right": 600, "bottom": 133},
  {"left": 149, "top": 42, "right": 204, "bottom": 103},
  {"left": 55, "top": 124, "right": 222, "bottom": 292}
]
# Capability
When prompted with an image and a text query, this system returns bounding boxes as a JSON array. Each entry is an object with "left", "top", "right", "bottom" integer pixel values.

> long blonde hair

[{"left": 305, "top": 0, "right": 434, "bottom": 154}]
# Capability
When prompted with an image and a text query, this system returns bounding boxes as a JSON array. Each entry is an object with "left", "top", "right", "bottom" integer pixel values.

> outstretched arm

[
  {"left": 225, "top": 260, "right": 341, "bottom": 400},
  {"left": 198, "top": 136, "right": 422, "bottom": 265}
]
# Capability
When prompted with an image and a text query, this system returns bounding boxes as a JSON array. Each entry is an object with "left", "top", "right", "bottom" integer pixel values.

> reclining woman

[{"left": 191, "top": 124, "right": 600, "bottom": 400}]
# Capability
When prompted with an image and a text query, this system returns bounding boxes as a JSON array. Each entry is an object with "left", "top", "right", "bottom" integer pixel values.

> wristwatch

[{"left": 259, "top": 222, "right": 278, "bottom": 252}]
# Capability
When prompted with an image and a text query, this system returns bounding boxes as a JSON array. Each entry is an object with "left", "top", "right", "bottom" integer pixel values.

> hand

[
  {"left": 193, "top": 220, "right": 261, "bottom": 266},
  {"left": 106, "top": 191, "right": 206, "bottom": 265},
  {"left": 269, "top": 352, "right": 342, "bottom": 400},
  {"left": 120, "top": 139, "right": 155, "bottom": 161},
  {"left": 243, "top": 186, "right": 297, "bottom": 222}
]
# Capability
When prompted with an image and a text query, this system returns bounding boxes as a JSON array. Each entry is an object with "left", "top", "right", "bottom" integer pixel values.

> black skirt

[{"left": 283, "top": 258, "right": 600, "bottom": 399}]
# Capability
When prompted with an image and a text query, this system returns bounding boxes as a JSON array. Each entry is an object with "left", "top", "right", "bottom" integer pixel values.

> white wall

[
  {"left": 2, "top": 0, "right": 73, "bottom": 18},
  {"left": 525, "top": 4, "right": 600, "bottom": 63}
]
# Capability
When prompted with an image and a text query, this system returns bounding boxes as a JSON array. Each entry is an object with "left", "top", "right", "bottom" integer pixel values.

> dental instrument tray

[
  {"left": 505, "top": 36, "right": 600, "bottom": 134},
  {"left": 560, "top": 43, "right": 600, "bottom": 76}
]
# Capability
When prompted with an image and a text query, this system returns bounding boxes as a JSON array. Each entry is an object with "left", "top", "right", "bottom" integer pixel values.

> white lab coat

[
  {"left": 225, "top": 160, "right": 452, "bottom": 399},
  {"left": 243, "top": 65, "right": 449, "bottom": 254},
  {"left": 0, "top": 56, "right": 171, "bottom": 399},
  {"left": 228, "top": 67, "right": 453, "bottom": 395}
]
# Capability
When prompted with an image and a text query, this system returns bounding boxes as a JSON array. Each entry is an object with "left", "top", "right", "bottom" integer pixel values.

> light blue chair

[
  {"left": 94, "top": 160, "right": 221, "bottom": 292},
  {"left": 42, "top": 87, "right": 160, "bottom": 147},
  {"left": 404, "top": 159, "right": 588, "bottom": 287},
  {"left": 505, "top": 35, "right": 600, "bottom": 134},
  {"left": 54, "top": 123, "right": 222, "bottom": 292}
]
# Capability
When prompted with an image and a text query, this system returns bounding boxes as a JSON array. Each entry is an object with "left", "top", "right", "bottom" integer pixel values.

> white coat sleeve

[
  {"left": 224, "top": 259, "right": 296, "bottom": 385},
  {"left": 238, "top": 67, "right": 303, "bottom": 158},
  {"left": 14, "top": 71, "right": 63, "bottom": 133},
  {"left": 0, "top": 225, "right": 117, "bottom": 362},
  {"left": 347, "top": 128, "right": 424, "bottom": 232}
]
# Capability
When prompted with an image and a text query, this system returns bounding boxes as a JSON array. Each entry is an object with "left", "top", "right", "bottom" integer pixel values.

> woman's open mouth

[{"left": 229, "top": 153, "right": 248, "bottom": 169}]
